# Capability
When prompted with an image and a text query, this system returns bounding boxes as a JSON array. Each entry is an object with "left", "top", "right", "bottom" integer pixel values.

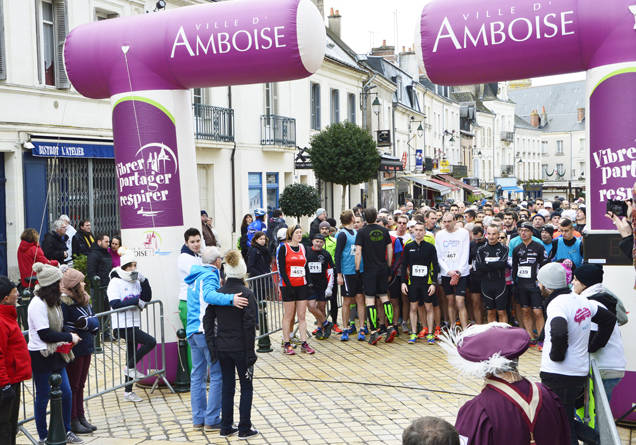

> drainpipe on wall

[{"left": 229, "top": 86, "right": 237, "bottom": 233}]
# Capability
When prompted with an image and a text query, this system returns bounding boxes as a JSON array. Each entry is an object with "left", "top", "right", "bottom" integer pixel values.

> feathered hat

[{"left": 438, "top": 322, "right": 530, "bottom": 379}]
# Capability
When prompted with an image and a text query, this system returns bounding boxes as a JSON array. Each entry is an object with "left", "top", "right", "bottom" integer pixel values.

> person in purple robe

[{"left": 439, "top": 323, "right": 571, "bottom": 445}]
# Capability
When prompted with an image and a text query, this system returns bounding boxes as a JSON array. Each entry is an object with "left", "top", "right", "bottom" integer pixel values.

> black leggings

[
  {"left": 117, "top": 327, "right": 156, "bottom": 392},
  {"left": 328, "top": 295, "right": 338, "bottom": 324}
]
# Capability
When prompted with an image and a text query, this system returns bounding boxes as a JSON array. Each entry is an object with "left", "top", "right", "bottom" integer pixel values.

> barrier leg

[
  {"left": 257, "top": 299, "right": 273, "bottom": 353},
  {"left": 174, "top": 329, "right": 190, "bottom": 393},
  {"left": 46, "top": 374, "right": 66, "bottom": 445}
]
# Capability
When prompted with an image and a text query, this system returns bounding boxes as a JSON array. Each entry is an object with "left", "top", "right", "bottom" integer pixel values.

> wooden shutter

[
  {"left": 0, "top": 1, "right": 6, "bottom": 80},
  {"left": 53, "top": 0, "right": 69, "bottom": 89}
]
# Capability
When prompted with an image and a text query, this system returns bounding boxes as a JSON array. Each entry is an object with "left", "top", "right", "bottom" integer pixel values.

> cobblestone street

[{"left": 18, "top": 328, "right": 548, "bottom": 445}]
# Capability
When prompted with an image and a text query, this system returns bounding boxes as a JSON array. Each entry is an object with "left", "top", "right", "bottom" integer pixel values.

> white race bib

[
  {"left": 517, "top": 266, "right": 532, "bottom": 278},
  {"left": 308, "top": 262, "right": 322, "bottom": 274},
  {"left": 485, "top": 257, "right": 499, "bottom": 263},
  {"left": 446, "top": 251, "right": 457, "bottom": 261},
  {"left": 350, "top": 245, "right": 356, "bottom": 255},
  {"left": 412, "top": 265, "right": 428, "bottom": 277},
  {"left": 290, "top": 266, "right": 305, "bottom": 278}
]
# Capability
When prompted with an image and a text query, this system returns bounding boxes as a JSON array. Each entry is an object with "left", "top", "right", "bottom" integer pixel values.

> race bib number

[
  {"left": 412, "top": 265, "right": 428, "bottom": 277},
  {"left": 517, "top": 266, "right": 532, "bottom": 279},
  {"left": 290, "top": 266, "right": 305, "bottom": 278},
  {"left": 350, "top": 245, "right": 356, "bottom": 255},
  {"left": 485, "top": 257, "right": 499, "bottom": 263},
  {"left": 446, "top": 251, "right": 457, "bottom": 261},
  {"left": 308, "top": 262, "right": 322, "bottom": 274}
]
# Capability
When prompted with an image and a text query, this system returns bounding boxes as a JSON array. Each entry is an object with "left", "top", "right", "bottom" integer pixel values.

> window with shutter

[
  {"left": 0, "top": 0, "right": 6, "bottom": 80},
  {"left": 53, "top": 0, "right": 69, "bottom": 89}
]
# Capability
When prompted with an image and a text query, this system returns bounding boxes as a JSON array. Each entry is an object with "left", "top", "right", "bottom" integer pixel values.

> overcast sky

[{"left": 324, "top": 0, "right": 586, "bottom": 87}]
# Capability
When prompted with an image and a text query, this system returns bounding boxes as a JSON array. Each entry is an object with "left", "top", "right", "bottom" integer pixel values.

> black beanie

[
  {"left": 573, "top": 264, "right": 604, "bottom": 287},
  {"left": 0, "top": 276, "right": 16, "bottom": 300}
]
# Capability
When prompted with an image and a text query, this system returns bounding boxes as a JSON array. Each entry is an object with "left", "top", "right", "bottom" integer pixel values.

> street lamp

[
  {"left": 372, "top": 96, "right": 381, "bottom": 130},
  {"left": 416, "top": 123, "right": 424, "bottom": 138}
]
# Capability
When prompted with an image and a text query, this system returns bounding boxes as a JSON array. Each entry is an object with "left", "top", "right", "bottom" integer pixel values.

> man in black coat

[
  {"left": 41, "top": 219, "right": 69, "bottom": 264},
  {"left": 309, "top": 208, "right": 327, "bottom": 239},
  {"left": 72, "top": 219, "right": 95, "bottom": 258},
  {"left": 87, "top": 234, "right": 113, "bottom": 286},
  {"left": 203, "top": 250, "right": 258, "bottom": 440}
]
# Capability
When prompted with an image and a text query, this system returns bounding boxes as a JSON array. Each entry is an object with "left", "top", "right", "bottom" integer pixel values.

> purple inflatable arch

[
  {"left": 420, "top": 0, "right": 636, "bottom": 423},
  {"left": 63, "top": 0, "right": 325, "bottom": 382}
]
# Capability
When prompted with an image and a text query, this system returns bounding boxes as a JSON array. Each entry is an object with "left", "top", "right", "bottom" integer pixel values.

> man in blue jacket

[{"left": 184, "top": 246, "right": 247, "bottom": 432}]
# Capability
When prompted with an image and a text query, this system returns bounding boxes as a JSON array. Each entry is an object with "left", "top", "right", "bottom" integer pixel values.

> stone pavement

[{"left": 17, "top": 329, "right": 632, "bottom": 444}]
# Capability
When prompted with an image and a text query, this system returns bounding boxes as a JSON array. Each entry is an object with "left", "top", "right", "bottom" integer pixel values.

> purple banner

[
  {"left": 589, "top": 72, "right": 636, "bottom": 231},
  {"left": 112, "top": 100, "right": 183, "bottom": 229}
]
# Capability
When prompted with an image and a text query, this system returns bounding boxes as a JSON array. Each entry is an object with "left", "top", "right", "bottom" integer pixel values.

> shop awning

[
  {"left": 501, "top": 186, "right": 524, "bottom": 193},
  {"left": 30, "top": 138, "right": 114, "bottom": 159},
  {"left": 401, "top": 176, "right": 452, "bottom": 195},
  {"left": 429, "top": 177, "right": 459, "bottom": 191},
  {"left": 379, "top": 153, "right": 403, "bottom": 172},
  {"left": 436, "top": 174, "right": 482, "bottom": 194}
]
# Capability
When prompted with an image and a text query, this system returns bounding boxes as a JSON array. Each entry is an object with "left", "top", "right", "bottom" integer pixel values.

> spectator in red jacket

[
  {"left": 17, "top": 229, "right": 59, "bottom": 290},
  {"left": 0, "top": 276, "right": 32, "bottom": 445}
]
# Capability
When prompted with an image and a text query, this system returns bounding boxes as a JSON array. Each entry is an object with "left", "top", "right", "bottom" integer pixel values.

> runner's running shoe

[
  {"left": 283, "top": 343, "right": 296, "bottom": 355},
  {"left": 368, "top": 331, "right": 380, "bottom": 345},
  {"left": 301, "top": 342, "right": 315, "bottom": 354},
  {"left": 426, "top": 334, "right": 435, "bottom": 345},
  {"left": 361, "top": 326, "right": 369, "bottom": 335},
  {"left": 418, "top": 327, "right": 429, "bottom": 338},
  {"left": 434, "top": 326, "right": 442, "bottom": 339},
  {"left": 401, "top": 321, "right": 410, "bottom": 334},
  {"left": 332, "top": 323, "right": 343, "bottom": 334},
  {"left": 357, "top": 331, "right": 366, "bottom": 341},
  {"left": 341, "top": 330, "right": 349, "bottom": 341},
  {"left": 314, "top": 328, "right": 325, "bottom": 340},
  {"left": 408, "top": 334, "right": 417, "bottom": 344},
  {"left": 312, "top": 327, "right": 320, "bottom": 335},
  {"left": 322, "top": 322, "right": 333, "bottom": 339},
  {"left": 385, "top": 326, "right": 397, "bottom": 343},
  {"left": 348, "top": 324, "right": 357, "bottom": 335}
]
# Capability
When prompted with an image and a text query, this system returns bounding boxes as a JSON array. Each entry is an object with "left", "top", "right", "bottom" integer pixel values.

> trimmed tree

[
  {"left": 279, "top": 183, "right": 321, "bottom": 224},
  {"left": 309, "top": 121, "right": 380, "bottom": 211}
]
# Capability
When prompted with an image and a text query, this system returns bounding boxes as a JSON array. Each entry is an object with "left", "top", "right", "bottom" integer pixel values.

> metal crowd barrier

[
  {"left": 588, "top": 359, "right": 622, "bottom": 445},
  {"left": 18, "top": 299, "right": 173, "bottom": 444},
  {"left": 245, "top": 271, "right": 344, "bottom": 349}
]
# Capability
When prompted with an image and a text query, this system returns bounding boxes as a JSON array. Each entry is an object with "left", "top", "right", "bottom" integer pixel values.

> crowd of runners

[{"left": 246, "top": 196, "right": 623, "bottom": 355}]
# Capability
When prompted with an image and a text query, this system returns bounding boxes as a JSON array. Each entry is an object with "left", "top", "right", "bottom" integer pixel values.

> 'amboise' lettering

[
  {"left": 432, "top": 11, "right": 575, "bottom": 52},
  {"left": 171, "top": 25, "right": 287, "bottom": 58}
]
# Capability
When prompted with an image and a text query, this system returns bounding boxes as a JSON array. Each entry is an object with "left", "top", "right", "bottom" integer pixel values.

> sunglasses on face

[{"left": 397, "top": 221, "right": 407, "bottom": 225}]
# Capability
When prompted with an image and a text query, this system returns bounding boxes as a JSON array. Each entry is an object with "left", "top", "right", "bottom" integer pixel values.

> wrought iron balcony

[
  {"left": 193, "top": 104, "right": 234, "bottom": 142},
  {"left": 501, "top": 164, "right": 514, "bottom": 176},
  {"left": 261, "top": 114, "right": 296, "bottom": 147},
  {"left": 500, "top": 131, "right": 514, "bottom": 143}
]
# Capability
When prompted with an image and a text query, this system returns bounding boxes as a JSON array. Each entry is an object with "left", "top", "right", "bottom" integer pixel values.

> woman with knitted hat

[
  {"left": 106, "top": 252, "right": 155, "bottom": 403},
  {"left": 27, "top": 263, "right": 83, "bottom": 444},
  {"left": 572, "top": 264, "right": 626, "bottom": 402},
  {"left": 203, "top": 250, "right": 258, "bottom": 439},
  {"left": 60, "top": 268, "right": 99, "bottom": 435}
]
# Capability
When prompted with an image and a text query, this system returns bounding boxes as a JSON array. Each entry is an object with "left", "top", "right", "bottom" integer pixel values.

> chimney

[
  {"left": 577, "top": 107, "right": 585, "bottom": 122},
  {"left": 530, "top": 110, "right": 540, "bottom": 128},
  {"left": 310, "top": 0, "right": 324, "bottom": 19},
  {"left": 398, "top": 46, "right": 418, "bottom": 80},
  {"left": 371, "top": 39, "right": 396, "bottom": 63},
  {"left": 328, "top": 8, "right": 341, "bottom": 39},
  {"left": 541, "top": 105, "right": 548, "bottom": 125}
]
